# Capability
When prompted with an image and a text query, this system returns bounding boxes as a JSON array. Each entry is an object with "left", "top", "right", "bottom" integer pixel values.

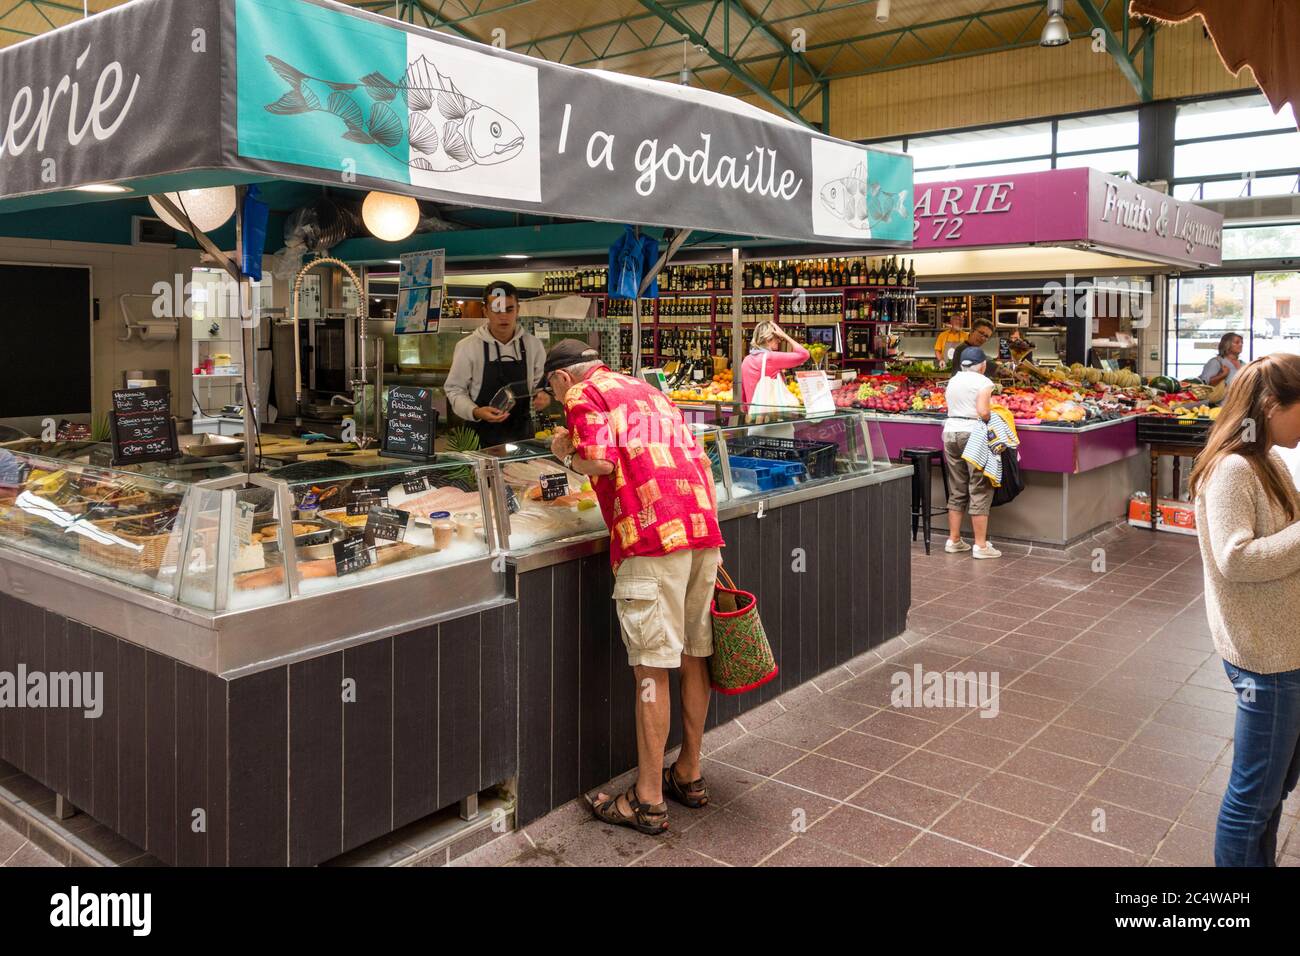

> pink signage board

[
  {"left": 912, "top": 167, "right": 1223, "bottom": 268},
  {"left": 1086, "top": 169, "right": 1223, "bottom": 268},
  {"left": 913, "top": 168, "right": 1090, "bottom": 250}
]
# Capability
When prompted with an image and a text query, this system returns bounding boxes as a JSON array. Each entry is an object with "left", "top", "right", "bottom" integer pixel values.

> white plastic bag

[{"left": 749, "top": 352, "right": 801, "bottom": 413}]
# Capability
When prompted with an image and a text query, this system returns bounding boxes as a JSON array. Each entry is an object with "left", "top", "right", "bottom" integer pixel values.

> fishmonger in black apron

[{"left": 471, "top": 337, "right": 533, "bottom": 447}]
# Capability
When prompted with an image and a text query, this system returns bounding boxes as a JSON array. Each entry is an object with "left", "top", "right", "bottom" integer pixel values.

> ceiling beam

[
  {"left": 635, "top": 0, "right": 814, "bottom": 127},
  {"left": 722, "top": 0, "right": 828, "bottom": 114},
  {"left": 1076, "top": 0, "right": 1152, "bottom": 100}
]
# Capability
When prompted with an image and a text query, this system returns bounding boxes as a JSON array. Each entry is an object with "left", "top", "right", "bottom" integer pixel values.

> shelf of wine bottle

[{"left": 542, "top": 254, "right": 917, "bottom": 298}]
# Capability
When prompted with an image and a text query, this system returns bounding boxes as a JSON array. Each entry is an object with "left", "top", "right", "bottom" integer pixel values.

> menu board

[
  {"left": 110, "top": 387, "right": 178, "bottom": 465},
  {"left": 383, "top": 387, "right": 438, "bottom": 461}
]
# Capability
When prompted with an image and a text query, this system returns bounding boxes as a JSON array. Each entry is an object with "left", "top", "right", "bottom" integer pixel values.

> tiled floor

[
  {"left": 6, "top": 524, "right": 1300, "bottom": 868},
  {"left": 456, "top": 525, "right": 1300, "bottom": 867}
]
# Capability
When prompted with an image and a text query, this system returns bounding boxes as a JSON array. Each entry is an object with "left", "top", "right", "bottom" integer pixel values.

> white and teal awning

[{"left": 0, "top": 0, "right": 913, "bottom": 247}]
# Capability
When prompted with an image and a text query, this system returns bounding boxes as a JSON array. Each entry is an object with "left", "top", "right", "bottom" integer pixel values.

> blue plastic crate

[{"left": 727, "top": 455, "right": 806, "bottom": 491}]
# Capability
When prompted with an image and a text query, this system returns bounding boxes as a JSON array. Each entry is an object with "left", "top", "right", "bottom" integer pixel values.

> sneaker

[
  {"left": 972, "top": 544, "right": 1002, "bottom": 559},
  {"left": 944, "top": 539, "right": 971, "bottom": 553}
]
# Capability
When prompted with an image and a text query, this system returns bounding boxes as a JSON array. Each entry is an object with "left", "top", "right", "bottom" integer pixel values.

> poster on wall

[
  {"left": 299, "top": 273, "right": 322, "bottom": 319},
  {"left": 396, "top": 249, "right": 446, "bottom": 334}
]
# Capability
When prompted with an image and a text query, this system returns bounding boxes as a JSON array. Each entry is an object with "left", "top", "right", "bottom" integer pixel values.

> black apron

[{"left": 471, "top": 337, "right": 532, "bottom": 447}]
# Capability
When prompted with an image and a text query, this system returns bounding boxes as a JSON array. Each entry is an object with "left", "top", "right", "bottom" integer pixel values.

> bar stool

[{"left": 900, "top": 447, "right": 950, "bottom": 555}]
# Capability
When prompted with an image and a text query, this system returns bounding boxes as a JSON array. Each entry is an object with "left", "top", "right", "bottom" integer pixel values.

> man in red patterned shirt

[{"left": 544, "top": 340, "right": 725, "bottom": 835}]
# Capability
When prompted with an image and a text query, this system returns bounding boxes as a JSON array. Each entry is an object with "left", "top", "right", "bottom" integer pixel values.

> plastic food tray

[{"left": 725, "top": 436, "right": 838, "bottom": 480}]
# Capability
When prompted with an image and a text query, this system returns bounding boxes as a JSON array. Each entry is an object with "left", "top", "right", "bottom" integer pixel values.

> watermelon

[{"left": 1150, "top": 376, "right": 1179, "bottom": 393}]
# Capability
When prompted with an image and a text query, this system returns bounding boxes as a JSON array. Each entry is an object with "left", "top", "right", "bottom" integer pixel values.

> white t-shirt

[{"left": 943, "top": 370, "right": 993, "bottom": 437}]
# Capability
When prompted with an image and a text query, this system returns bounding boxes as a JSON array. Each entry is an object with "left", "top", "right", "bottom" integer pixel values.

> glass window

[
  {"left": 1055, "top": 148, "right": 1139, "bottom": 176},
  {"left": 1175, "top": 93, "right": 1296, "bottom": 140},
  {"left": 1166, "top": 275, "right": 1252, "bottom": 380},
  {"left": 914, "top": 157, "right": 1052, "bottom": 183},
  {"left": 1056, "top": 111, "right": 1139, "bottom": 152},
  {"left": 908, "top": 121, "right": 1052, "bottom": 170},
  {"left": 1252, "top": 272, "right": 1300, "bottom": 360},
  {"left": 1224, "top": 224, "right": 1300, "bottom": 260},
  {"left": 1175, "top": 130, "right": 1300, "bottom": 179}
]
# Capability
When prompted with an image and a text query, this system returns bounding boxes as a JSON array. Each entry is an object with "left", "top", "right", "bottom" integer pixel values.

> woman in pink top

[{"left": 741, "top": 321, "right": 810, "bottom": 403}]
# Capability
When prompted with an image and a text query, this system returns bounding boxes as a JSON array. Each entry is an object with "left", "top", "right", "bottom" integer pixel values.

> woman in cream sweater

[{"left": 1190, "top": 353, "right": 1300, "bottom": 867}]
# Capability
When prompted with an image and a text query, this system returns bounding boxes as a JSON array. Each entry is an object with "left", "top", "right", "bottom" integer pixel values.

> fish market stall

[{"left": 0, "top": 0, "right": 913, "bottom": 863}]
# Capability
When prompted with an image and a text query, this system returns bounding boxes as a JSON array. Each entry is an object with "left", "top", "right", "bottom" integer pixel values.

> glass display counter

[{"left": 0, "top": 444, "right": 499, "bottom": 615}]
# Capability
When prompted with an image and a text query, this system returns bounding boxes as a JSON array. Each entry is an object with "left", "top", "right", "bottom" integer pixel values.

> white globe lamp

[
  {"left": 362, "top": 191, "right": 420, "bottom": 242},
  {"left": 148, "top": 187, "right": 238, "bottom": 233}
]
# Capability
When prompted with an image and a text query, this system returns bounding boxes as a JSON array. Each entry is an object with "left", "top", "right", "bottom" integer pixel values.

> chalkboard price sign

[
  {"left": 110, "top": 387, "right": 178, "bottom": 466},
  {"left": 112, "top": 387, "right": 170, "bottom": 415},
  {"left": 383, "top": 387, "right": 438, "bottom": 461}
]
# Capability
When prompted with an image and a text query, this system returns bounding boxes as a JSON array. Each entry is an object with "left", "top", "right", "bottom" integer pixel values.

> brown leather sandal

[
  {"left": 590, "top": 786, "right": 669, "bottom": 835},
  {"left": 663, "top": 763, "right": 710, "bottom": 809}
]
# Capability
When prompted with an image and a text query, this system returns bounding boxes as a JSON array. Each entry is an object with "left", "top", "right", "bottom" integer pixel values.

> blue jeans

[{"left": 1215, "top": 660, "right": 1300, "bottom": 867}]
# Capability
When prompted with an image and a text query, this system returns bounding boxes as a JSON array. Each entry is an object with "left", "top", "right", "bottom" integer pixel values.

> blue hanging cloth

[
  {"left": 638, "top": 233, "right": 661, "bottom": 299},
  {"left": 240, "top": 185, "right": 270, "bottom": 281},
  {"left": 608, "top": 225, "right": 642, "bottom": 300}
]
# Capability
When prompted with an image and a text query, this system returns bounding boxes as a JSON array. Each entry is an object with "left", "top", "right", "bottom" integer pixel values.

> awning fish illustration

[
  {"left": 819, "top": 163, "right": 909, "bottom": 230},
  {"left": 264, "top": 54, "right": 525, "bottom": 172}
]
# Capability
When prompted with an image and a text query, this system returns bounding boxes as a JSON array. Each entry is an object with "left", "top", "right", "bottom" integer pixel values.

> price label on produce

[
  {"left": 233, "top": 501, "right": 256, "bottom": 546},
  {"left": 333, "top": 535, "right": 376, "bottom": 577},
  {"left": 795, "top": 370, "right": 835, "bottom": 417},
  {"left": 347, "top": 488, "right": 388, "bottom": 515},
  {"left": 363, "top": 505, "right": 409, "bottom": 546},
  {"left": 402, "top": 472, "right": 429, "bottom": 495},
  {"left": 539, "top": 473, "right": 569, "bottom": 501}
]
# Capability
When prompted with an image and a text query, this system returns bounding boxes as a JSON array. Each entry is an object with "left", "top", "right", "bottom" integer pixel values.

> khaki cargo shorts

[
  {"left": 943, "top": 432, "right": 994, "bottom": 517},
  {"left": 613, "top": 548, "right": 723, "bottom": 669}
]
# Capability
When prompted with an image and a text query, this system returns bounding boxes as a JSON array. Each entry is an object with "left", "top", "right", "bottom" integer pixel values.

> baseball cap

[
  {"left": 543, "top": 339, "right": 602, "bottom": 376},
  {"left": 959, "top": 346, "right": 989, "bottom": 370}
]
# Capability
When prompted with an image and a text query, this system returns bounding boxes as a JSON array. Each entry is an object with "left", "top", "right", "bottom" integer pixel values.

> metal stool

[{"left": 901, "top": 447, "right": 950, "bottom": 555}]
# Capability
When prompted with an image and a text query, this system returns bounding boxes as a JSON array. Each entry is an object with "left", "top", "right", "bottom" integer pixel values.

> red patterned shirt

[{"left": 563, "top": 366, "right": 725, "bottom": 570}]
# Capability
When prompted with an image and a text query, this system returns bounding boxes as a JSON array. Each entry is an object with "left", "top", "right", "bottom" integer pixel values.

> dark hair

[
  {"left": 972, "top": 318, "right": 994, "bottom": 333},
  {"left": 1190, "top": 353, "right": 1300, "bottom": 521},
  {"left": 1217, "top": 332, "right": 1242, "bottom": 357},
  {"left": 482, "top": 280, "right": 518, "bottom": 303}
]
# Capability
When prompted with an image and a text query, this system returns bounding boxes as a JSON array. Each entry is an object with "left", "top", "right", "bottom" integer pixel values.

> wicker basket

[{"left": 78, "top": 514, "right": 177, "bottom": 573}]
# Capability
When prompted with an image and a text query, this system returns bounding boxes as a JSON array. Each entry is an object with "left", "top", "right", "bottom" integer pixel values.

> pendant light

[
  {"left": 362, "top": 190, "right": 420, "bottom": 242},
  {"left": 875, "top": 0, "right": 891, "bottom": 23},
  {"left": 1040, "top": 0, "right": 1071, "bottom": 47},
  {"left": 148, "top": 187, "right": 237, "bottom": 233}
]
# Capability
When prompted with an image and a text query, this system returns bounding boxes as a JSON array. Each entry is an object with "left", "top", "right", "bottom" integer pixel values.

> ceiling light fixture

[
  {"left": 875, "top": 0, "right": 891, "bottom": 24},
  {"left": 362, "top": 191, "right": 420, "bottom": 242},
  {"left": 148, "top": 187, "right": 238, "bottom": 233},
  {"left": 502, "top": 254, "right": 531, "bottom": 260},
  {"left": 679, "top": 35, "right": 692, "bottom": 86},
  {"left": 76, "top": 183, "right": 131, "bottom": 194},
  {"left": 1040, "top": 0, "right": 1070, "bottom": 47}
]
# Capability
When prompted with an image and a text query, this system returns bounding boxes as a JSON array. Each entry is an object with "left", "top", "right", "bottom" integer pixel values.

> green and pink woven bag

[{"left": 710, "top": 565, "right": 778, "bottom": 695}]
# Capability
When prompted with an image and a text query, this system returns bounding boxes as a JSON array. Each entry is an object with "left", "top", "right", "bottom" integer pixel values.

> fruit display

[
  {"left": 664, "top": 360, "right": 1224, "bottom": 427},
  {"left": 668, "top": 367, "right": 733, "bottom": 402}
]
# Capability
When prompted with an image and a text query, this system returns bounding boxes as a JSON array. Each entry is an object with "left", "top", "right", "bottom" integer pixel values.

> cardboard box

[{"left": 1128, "top": 496, "right": 1197, "bottom": 535}]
